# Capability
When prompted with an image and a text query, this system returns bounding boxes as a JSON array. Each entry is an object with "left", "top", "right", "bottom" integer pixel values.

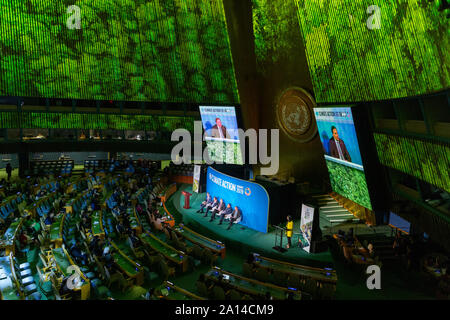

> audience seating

[
  {"left": 242, "top": 262, "right": 254, "bottom": 278},
  {"left": 196, "top": 280, "right": 209, "bottom": 298},
  {"left": 30, "top": 160, "right": 74, "bottom": 177},
  {"left": 212, "top": 285, "right": 226, "bottom": 300},
  {"left": 227, "top": 289, "right": 241, "bottom": 300},
  {"left": 254, "top": 267, "right": 270, "bottom": 282},
  {"left": 0, "top": 193, "right": 26, "bottom": 219}
]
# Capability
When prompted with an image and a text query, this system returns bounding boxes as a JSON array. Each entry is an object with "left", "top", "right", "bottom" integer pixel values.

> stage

[{"left": 166, "top": 184, "right": 334, "bottom": 268}]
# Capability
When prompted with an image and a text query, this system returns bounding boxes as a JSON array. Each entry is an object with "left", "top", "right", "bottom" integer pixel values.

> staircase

[{"left": 313, "top": 194, "right": 360, "bottom": 230}]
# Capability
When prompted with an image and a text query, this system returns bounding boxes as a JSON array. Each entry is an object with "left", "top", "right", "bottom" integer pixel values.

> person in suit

[
  {"left": 227, "top": 206, "right": 241, "bottom": 230},
  {"left": 204, "top": 196, "right": 218, "bottom": 217},
  {"left": 210, "top": 199, "right": 226, "bottom": 222},
  {"left": 328, "top": 126, "right": 352, "bottom": 162},
  {"left": 218, "top": 203, "right": 233, "bottom": 225},
  {"left": 210, "top": 118, "right": 230, "bottom": 140},
  {"left": 197, "top": 192, "right": 212, "bottom": 213}
]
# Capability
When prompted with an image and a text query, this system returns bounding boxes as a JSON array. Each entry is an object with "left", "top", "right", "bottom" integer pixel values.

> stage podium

[
  {"left": 273, "top": 225, "right": 287, "bottom": 253},
  {"left": 182, "top": 191, "right": 192, "bottom": 209}
]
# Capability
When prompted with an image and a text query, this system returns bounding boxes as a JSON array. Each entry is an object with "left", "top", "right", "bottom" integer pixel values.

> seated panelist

[
  {"left": 210, "top": 199, "right": 226, "bottom": 222},
  {"left": 204, "top": 197, "right": 218, "bottom": 217},
  {"left": 197, "top": 192, "right": 212, "bottom": 213},
  {"left": 218, "top": 203, "right": 233, "bottom": 225},
  {"left": 227, "top": 206, "right": 242, "bottom": 230}
]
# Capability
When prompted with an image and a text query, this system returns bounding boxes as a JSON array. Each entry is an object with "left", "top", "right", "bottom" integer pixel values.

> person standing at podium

[
  {"left": 286, "top": 215, "right": 293, "bottom": 249},
  {"left": 197, "top": 192, "right": 212, "bottom": 213}
]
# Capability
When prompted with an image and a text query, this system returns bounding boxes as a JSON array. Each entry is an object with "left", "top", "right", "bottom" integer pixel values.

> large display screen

[
  {"left": 314, "top": 107, "right": 372, "bottom": 210},
  {"left": 206, "top": 167, "right": 269, "bottom": 233},
  {"left": 199, "top": 106, "right": 243, "bottom": 165},
  {"left": 0, "top": 0, "right": 239, "bottom": 104},
  {"left": 296, "top": 0, "right": 449, "bottom": 103}
]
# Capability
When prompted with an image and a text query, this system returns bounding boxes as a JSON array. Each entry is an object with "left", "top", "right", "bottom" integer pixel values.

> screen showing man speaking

[
  {"left": 199, "top": 106, "right": 243, "bottom": 165},
  {"left": 314, "top": 107, "right": 372, "bottom": 210}
]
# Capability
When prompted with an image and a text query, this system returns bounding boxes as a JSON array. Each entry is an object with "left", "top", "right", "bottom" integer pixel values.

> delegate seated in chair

[
  {"left": 111, "top": 206, "right": 121, "bottom": 219},
  {"left": 19, "top": 230, "right": 32, "bottom": 249},
  {"left": 70, "top": 242, "right": 89, "bottom": 266},
  {"left": 90, "top": 236, "right": 102, "bottom": 257},
  {"left": 143, "top": 287, "right": 158, "bottom": 300},
  {"left": 217, "top": 204, "right": 233, "bottom": 225},
  {"left": 209, "top": 199, "right": 226, "bottom": 222},
  {"left": 204, "top": 197, "right": 219, "bottom": 217},
  {"left": 59, "top": 275, "right": 76, "bottom": 299},
  {"left": 116, "top": 222, "right": 127, "bottom": 237},
  {"left": 226, "top": 206, "right": 242, "bottom": 230},
  {"left": 127, "top": 229, "right": 142, "bottom": 248},
  {"left": 102, "top": 247, "right": 116, "bottom": 272},
  {"left": 81, "top": 216, "right": 91, "bottom": 231},
  {"left": 153, "top": 215, "right": 164, "bottom": 231},
  {"left": 197, "top": 193, "right": 212, "bottom": 213},
  {"left": 44, "top": 213, "right": 54, "bottom": 226}
]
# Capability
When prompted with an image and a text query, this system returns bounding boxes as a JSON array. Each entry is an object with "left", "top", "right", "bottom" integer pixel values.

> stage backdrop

[{"left": 206, "top": 167, "right": 269, "bottom": 233}]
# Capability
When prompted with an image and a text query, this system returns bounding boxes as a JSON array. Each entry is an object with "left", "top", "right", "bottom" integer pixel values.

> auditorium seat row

[
  {"left": 0, "top": 193, "right": 27, "bottom": 219},
  {"left": 35, "top": 193, "right": 58, "bottom": 217},
  {"left": 242, "top": 262, "right": 335, "bottom": 300},
  {"left": 29, "top": 160, "right": 74, "bottom": 177},
  {"left": 84, "top": 160, "right": 142, "bottom": 173}
]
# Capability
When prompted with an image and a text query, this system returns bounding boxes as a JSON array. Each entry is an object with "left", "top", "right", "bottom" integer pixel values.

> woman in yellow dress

[{"left": 286, "top": 215, "right": 293, "bottom": 249}]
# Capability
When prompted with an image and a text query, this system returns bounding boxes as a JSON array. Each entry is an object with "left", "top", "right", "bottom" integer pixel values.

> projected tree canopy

[
  {"left": 252, "top": 0, "right": 301, "bottom": 75},
  {"left": 0, "top": 111, "right": 195, "bottom": 132},
  {"left": 295, "top": 0, "right": 449, "bottom": 103},
  {"left": 374, "top": 133, "right": 450, "bottom": 193},
  {"left": 0, "top": 0, "right": 239, "bottom": 104}
]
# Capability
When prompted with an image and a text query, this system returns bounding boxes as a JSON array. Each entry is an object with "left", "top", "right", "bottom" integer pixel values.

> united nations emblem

[{"left": 276, "top": 87, "right": 318, "bottom": 143}]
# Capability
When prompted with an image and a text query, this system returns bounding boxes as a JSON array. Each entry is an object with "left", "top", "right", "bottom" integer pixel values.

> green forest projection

[
  {"left": 205, "top": 140, "right": 243, "bottom": 165},
  {"left": 326, "top": 160, "right": 372, "bottom": 210},
  {"left": 252, "top": 0, "right": 301, "bottom": 74},
  {"left": 374, "top": 133, "right": 450, "bottom": 193},
  {"left": 295, "top": 0, "right": 449, "bottom": 103},
  {"left": 0, "top": 0, "right": 239, "bottom": 104},
  {"left": 0, "top": 111, "right": 195, "bottom": 132}
]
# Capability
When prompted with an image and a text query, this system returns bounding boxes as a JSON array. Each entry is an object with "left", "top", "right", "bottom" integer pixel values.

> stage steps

[{"left": 316, "top": 194, "right": 360, "bottom": 230}]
